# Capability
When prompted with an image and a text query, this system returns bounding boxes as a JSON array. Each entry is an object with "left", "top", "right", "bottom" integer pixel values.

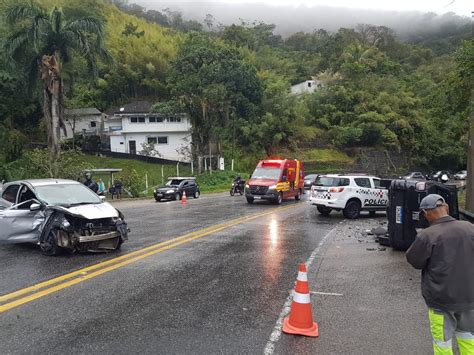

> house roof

[
  {"left": 107, "top": 101, "right": 153, "bottom": 115},
  {"left": 65, "top": 108, "right": 102, "bottom": 116}
]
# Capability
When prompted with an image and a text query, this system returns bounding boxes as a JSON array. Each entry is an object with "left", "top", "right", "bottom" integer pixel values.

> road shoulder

[{"left": 275, "top": 217, "right": 432, "bottom": 354}]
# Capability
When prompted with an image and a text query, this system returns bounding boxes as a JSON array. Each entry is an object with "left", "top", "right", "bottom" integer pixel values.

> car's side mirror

[
  {"left": 30, "top": 203, "right": 42, "bottom": 211},
  {"left": 99, "top": 195, "right": 106, "bottom": 201}
]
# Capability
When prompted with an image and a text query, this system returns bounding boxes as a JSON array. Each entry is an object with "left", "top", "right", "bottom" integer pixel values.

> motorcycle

[{"left": 230, "top": 180, "right": 245, "bottom": 196}]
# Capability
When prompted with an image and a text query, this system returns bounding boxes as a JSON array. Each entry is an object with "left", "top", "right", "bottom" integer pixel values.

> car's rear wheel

[
  {"left": 40, "top": 229, "right": 62, "bottom": 256},
  {"left": 343, "top": 200, "right": 361, "bottom": 219},
  {"left": 295, "top": 189, "right": 301, "bottom": 201},
  {"left": 175, "top": 193, "right": 181, "bottom": 201},
  {"left": 317, "top": 206, "right": 332, "bottom": 215},
  {"left": 194, "top": 190, "right": 200, "bottom": 198},
  {"left": 246, "top": 197, "right": 254, "bottom": 204}
]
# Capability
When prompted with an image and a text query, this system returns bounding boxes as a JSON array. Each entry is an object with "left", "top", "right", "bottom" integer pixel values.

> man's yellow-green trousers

[{"left": 428, "top": 308, "right": 474, "bottom": 355}]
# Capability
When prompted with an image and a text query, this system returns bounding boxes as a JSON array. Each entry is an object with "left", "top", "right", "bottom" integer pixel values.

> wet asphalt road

[{"left": 0, "top": 193, "right": 341, "bottom": 354}]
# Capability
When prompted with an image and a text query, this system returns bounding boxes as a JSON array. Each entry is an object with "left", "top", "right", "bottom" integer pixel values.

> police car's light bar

[
  {"left": 415, "top": 181, "right": 426, "bottom": 191},
  {"left": 329, "top": 187, "right": 345, "bottom": 193}
]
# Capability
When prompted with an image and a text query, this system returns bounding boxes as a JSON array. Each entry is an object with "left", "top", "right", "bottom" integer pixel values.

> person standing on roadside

[{"left": 406, "top": 194, "right": 474, "bottom": 355}]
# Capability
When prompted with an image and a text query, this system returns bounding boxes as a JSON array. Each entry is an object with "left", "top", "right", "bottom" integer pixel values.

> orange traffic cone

[
  {"left": 282, "top": 263, "right": 319, "bottom": 337},
  {"left": 181, "top": 190, "right": 187, "bottom": 205}
]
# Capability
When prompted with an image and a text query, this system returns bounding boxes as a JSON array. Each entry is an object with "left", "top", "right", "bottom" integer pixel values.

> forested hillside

[{"left": 0, "top": 0, "right": 472, "bottom": 179}]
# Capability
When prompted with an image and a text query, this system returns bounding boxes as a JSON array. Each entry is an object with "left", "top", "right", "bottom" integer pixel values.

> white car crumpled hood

[{"left": 62, "top": 202, "right": 119, "bottom": 220}]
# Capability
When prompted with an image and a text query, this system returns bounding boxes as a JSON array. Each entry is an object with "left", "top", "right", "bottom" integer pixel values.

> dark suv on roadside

[{"left": 154, "top": 177, "right": 200, "bottom": 201}]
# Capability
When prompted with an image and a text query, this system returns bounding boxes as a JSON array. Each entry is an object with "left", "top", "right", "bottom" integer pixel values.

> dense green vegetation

[{"left": 1, "top": 0, "right": 472, "bottom": 187}]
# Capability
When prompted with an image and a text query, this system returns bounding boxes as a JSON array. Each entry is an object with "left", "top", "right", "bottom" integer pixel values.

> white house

[
  {"left": 290, "top": 79, "right": 323, "bottom": 95},
  {"left": 104, "top": 101, "right": 192, "bottom": 162},
  {"left": 62, "top": 108, "right": 105, "bottom": 140}
]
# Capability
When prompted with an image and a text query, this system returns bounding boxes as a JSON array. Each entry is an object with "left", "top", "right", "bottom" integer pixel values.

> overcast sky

[{"left": 139, "top": 0, "right": 472, "bottom": 16}]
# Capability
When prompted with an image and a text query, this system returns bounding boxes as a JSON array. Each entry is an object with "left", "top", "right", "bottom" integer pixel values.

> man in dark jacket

[{"left": 406, "top": 194, "right": 474, "bottom": 355}]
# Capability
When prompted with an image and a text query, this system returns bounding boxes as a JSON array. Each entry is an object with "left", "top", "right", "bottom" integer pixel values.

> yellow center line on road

[{"left": 0, "top": 203, "right": 300, "bottom": 314}]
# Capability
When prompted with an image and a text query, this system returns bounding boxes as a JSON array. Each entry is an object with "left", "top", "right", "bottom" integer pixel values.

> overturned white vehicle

[{"left": 0, "top": 179, "right": 128, "bottom": 256}]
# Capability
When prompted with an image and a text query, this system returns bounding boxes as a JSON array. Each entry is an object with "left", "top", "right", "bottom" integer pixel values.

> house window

[
  {"left": 130, "top": 117, "right": 145, "bottom": 123},
  {"left": 157, "top": 136, "right": 168, "bottom": 144},
  {"left": 147, "top": 137, "right": 158, "bottom": 144},
  {"left": 90, "top": 121, "right": 97, "bottom": 128},
  {"left": 167, "top": 116, "right": 182, "bottom": 123}
]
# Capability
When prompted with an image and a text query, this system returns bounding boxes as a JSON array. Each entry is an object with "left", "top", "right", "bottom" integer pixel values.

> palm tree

[{"left": 4, "top": 1, "right": 111, "bottom": 160}]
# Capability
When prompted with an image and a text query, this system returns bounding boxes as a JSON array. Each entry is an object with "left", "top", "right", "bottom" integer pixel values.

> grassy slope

[{"left": 82, "top": 154, "right": 246, "bottom": 195}]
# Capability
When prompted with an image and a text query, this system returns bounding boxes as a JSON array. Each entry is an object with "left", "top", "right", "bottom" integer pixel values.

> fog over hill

[{"left": 134, "top": 1, "right": 470, "bottom": 38}]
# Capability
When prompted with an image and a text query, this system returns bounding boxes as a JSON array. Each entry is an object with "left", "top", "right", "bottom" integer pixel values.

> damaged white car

[{"left": 0, "top": 179, "right": 128, "bottom": 256}]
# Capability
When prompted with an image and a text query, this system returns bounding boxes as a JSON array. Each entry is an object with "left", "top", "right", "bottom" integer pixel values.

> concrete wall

[{"left": 110, "top": 132, "right": 192, "bottom": 162}]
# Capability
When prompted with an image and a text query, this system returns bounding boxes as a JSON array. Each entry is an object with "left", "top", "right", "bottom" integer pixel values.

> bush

[
  {"left": 4, "top": 129, "right": 26, "bottom": 163},
  {"left": 24, "top": 148, "right": 94, "bottom": 179},
  {"left": 121, "top": 169, "right": 141, "bottom": 197},
  {"left": 332, "top": 126, "right": 363, "bottom": 148}
]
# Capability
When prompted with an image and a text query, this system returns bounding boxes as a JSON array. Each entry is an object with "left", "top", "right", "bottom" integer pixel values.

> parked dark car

[
  {"left": 303, "top": 174, "right": 319, "bottom": 190},
  {"left": 154, "top": 177, "right": 200, "bottom": 201},
  {"left": 401, "top": 172, "right": 425, "bottom": 180}
]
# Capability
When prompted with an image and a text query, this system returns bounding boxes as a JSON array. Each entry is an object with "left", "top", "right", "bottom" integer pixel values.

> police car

[{"left": 309, "top": 174, "right": 388, "bottom": 219}]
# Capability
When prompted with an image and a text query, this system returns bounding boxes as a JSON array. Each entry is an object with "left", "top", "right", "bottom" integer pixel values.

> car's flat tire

[{"left": 40, "top": 229, "right": 62, "bottom": 256}]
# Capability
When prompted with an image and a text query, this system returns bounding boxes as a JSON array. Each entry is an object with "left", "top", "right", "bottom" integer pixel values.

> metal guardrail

[{"left": 459, "top": 208, "right": 474, "bottom": 222}]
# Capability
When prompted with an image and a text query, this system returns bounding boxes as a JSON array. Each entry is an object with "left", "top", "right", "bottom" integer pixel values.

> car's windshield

[
  {"left": 166, "top": 179, "right": 183, "bottom": 186},
  {"left": 315, "top": 176, "right": 350, "bottom": 187},
  {"left": 35, "top": 184, "right": 101, "bottom": 206},
  {"left": 251, "top": 167, "right": 281, "bottom": 180}
]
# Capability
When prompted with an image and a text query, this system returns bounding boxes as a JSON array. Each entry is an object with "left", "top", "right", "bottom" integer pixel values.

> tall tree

[
  {"left": 3, "top": 1, "right": 111, "bottom": 160},
  {"left": 167, "top": 33, "right": 262, "bottom": 172}
]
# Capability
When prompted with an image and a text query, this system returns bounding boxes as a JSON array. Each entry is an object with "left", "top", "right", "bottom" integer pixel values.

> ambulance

[{"left": 245, "top": 158, "right": 304, "bottom": 204}]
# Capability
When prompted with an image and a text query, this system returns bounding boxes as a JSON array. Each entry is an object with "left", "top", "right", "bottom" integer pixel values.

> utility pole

[{"left": 462, "top": 12, "right": 473, "bottom": 212}]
